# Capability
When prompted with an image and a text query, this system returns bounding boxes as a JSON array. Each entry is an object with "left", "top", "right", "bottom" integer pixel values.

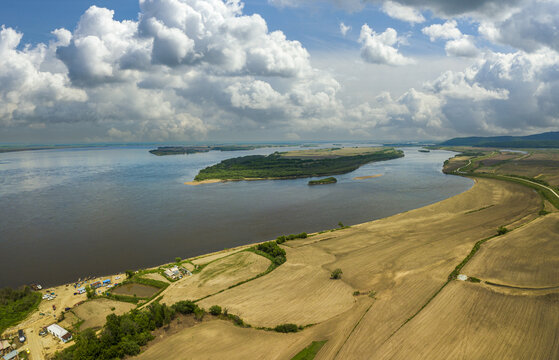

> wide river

[{"left": 0, "top": 145, "right": 473, "bottom": 288}]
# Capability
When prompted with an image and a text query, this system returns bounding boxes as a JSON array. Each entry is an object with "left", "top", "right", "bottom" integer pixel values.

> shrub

[
  {"left": 256, "top": 241, "right": 287, "bottom": 265},
  {"left": 497, "top": 226, "right": 508, "bottom": 235},
  {"left": 274, "top": 323, "right": 299, "bottom": 333},
  {"left": 172, "top": 300, "right": 198, "bottom": 315},
  {"left": 175, "top": 257, "right": 182, "bottom": 263},
  {"left": 125, "top": 270, "right": 135, "bottom": 278},
  {"left": 368, "top": 290, "right": 377, "bottom": 299},
  {"left": 330, "top": 268, "right": 343, "bottom": 280},
  {"left": 209, "top": 305, "right": 222, "bottom": 316},
  {"left": 228, "top": 314, "right": 246, "bottom": 327},
  {"left": 85, "top": 285, "right": 94, "bottom": 299},
  {"left": 353, "top": 291, "right": 360, "bottom": 296}
]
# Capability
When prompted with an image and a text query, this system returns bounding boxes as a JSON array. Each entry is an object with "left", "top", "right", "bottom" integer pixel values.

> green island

[
  {"left": 193, "top": 147, "right": 404, "bottom": 182},
  {"left": 308, "top": 177, "right": 337, "bottom": 185}
]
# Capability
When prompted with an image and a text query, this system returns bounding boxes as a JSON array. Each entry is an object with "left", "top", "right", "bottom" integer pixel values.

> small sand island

[
  {"left": 353, "top": 174, "right": 383, "bottom": 180},
  {"left": 188, "top": 147, "right": 403, "bottom": 184},
  {"left": 308, "top": 177, "right": 337, "bottom": 185}
]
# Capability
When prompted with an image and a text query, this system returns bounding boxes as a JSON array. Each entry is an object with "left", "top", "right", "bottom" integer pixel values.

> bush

[
  {"left": 209, "top": 305, "right": 222, "bottom": 316},
  {"left": 85, "top": 285, "right": 95, "bottom": 299},
  {"left": 256, "top": 241, "right": 287, "bottom": 265},
  {"left": 330, "top": 268, "right": 343, "bottom": 280},
  {"left": 497, "top": 226, "right": 508, "bottom": 235},
  {"left": 274, "top": 323, "right": 299, "bottom": 333},
  {"left": 276, "top": 233, "right": 307, "bottom": 244},
  {"left": 125, "top": 270, "right": 135, "bottom": 278},
  {"left": 227, "top": 314, "right": 246, "bottom": 327},
  {"left": 353, "top": 291, "right": 360, "bottom": 296},
  {"left": 172, "top": 300, "right": 198, "bottom": 315},
  {"left": 175, "top": 257, "right": 181, "bottom": 263}
]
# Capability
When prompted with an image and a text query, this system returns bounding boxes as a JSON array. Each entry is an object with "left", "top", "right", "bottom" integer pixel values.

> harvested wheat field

[
  {"left": 133, "top": 178, "right": 554, "bottom": 359},
  {"left": 134, "top": 320, "right": 309, "bottom": 360},
  {"left": 141, "top": 272, "right": 170, "bottom": 283},
  {"left": 198, "top": 245, "right": 356, "bottom": 327},
  {"left": 160, "top": 251, "right": 270, "bottom": 304},
  {"left": 464, "top": 213, "right": 559, "bottom": 288},
  {"left": 72, "top": 298, "right": 135, "bottom": 329},
  {"left": 373, "top": 282, "right": 559, "bottom": 360}
]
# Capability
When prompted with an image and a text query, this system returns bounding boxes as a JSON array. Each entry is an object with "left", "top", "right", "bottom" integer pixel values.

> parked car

[
  {"left": 39, "top": 328, "right": 47, "bottom": 337},
  {"left": 52, "top": 305, "right": 56, "bottom": 310},
  {"left": 18, "top": 329, "right": 26, "bottom": 343}
]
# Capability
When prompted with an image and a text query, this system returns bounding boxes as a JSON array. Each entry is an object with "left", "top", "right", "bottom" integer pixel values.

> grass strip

[{"left": 291, "top": 340, "right": 328, "bottom": 360}]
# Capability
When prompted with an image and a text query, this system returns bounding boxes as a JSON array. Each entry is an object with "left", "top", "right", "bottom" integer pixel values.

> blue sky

[{"left": 0, "top": 0, "right": 558, "bottom": 143}]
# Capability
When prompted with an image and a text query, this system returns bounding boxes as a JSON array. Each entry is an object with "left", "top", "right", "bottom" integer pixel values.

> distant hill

[{"left": 439, "top": 131, "right": 559, "bottom": 148}]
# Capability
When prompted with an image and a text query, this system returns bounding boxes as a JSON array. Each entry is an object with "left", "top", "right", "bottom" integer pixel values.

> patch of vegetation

[
  {"left": 209, "top": 305, "right": 222, "bottom": 316},
  {"left": 308, "top": 177, "right": 337, "bottom": 185},
  {"left": 194, "top": 148, "right": 404, "bottom": 181},
  {"left": 353, "top": 291, "right": 360, "bottom": 296},
  {"left": 539, "top": 209, "right": 550, "bottom": 216},
  {"left": 467, "top": 276, "right": 482, "bottom": 283},
  {"left": 0, "top": 286, "right": 42, "bottom": 334},
  {"left": 54, "top": 300, "right": 207, "bottom": 360},
  {"left": 497, "top": 226, "right": 509, "bottom": 235},
  {"left": 368, "top": 290, "right": 377, "bottom": 299},
  {"left": 330, "top": 268, "right": 343, "bottom": 280},
  {"left": 465, "top": 205, "right": 495, "bottom": 214},
  {"left": 448, "top": 235, "right": 495, "bottom": 281},
  {"left": 291, "top": 340, "right": 328, "bottom": 360},
  {"left": 274, "top": 323, "right": 299, "bottom": 333},
  {"left": 276, "top": 232, "right": 307, "bottom": 244},
  {"left": 254, "top": 241, "right": 287, "bottom": 266}
]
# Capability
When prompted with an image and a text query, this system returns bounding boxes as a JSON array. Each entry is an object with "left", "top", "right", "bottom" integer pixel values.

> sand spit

[{"left": 184, "top": 179, "right": 225, "bottom": 185}]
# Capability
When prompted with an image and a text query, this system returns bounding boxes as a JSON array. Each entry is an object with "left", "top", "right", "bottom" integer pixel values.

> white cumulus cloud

[
  {"left": 358, "top": 25, "right": 414, "bottom": 66},
  {"left": 382, "top": 1, "right": 425, "bottom": 24}
]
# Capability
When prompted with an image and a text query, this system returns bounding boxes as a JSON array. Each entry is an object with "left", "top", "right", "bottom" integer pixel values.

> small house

[
  {"left": 47, "top": 324, "right": 73, "bottom": 343},
  {"left": 102, "top": 279, "right": 111, "bottom": 286},
  {"left": 164, "top": 266, "right": 181, "bottom": 279}
]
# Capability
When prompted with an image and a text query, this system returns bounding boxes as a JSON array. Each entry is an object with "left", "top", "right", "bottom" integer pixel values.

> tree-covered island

[{"left": 192, "top": 147, "right": 404, "bottom": 182}]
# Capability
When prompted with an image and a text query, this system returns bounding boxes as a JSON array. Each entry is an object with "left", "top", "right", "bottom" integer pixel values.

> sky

[{"left": 0, "top": 0, "right": 558, "bottom": 143}]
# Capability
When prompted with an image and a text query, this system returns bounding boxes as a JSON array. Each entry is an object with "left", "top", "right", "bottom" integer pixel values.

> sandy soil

[
  {"left": 2, "top": 273, "right": 125, "bottom": 359},
  {"left": 184, "top": 179, "right": 225, "bottom": 185},
  {"left": 159, "top": 252, "right": 270, "bottom": 305},
  {"left": 72, "top": 298, "right": 135, "bottom": 330}
]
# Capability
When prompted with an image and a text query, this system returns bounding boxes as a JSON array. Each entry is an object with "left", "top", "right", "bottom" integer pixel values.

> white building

[
  {"left": 164, "top": 266, "right": 181, "bottom": 279},
  {"left": 47, "top": 324, "right": 72, "bottom": 343}
]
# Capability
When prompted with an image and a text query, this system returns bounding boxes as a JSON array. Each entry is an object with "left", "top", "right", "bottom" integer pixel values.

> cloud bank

[{"left": 1, "top": 0, "right": 558, "bottom": 142}]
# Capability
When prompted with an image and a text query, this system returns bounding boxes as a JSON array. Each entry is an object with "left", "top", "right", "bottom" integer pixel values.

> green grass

[
  {"left": 0, "top": 288, "right": 42, "bottom": 334},
  {"left": 291, "top": 341, "right": 328, "bottom": 360},
  {"left": 308, "top": 177, "right": 337, "bottom": 185}
]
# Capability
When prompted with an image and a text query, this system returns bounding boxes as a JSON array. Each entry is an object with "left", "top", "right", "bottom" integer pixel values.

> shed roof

[
  {"left": 3, "top": 350, "right": 18, "bottom": 360},
  {"left": 47, "top": 324, "right": 69, "bottom": 337}
]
